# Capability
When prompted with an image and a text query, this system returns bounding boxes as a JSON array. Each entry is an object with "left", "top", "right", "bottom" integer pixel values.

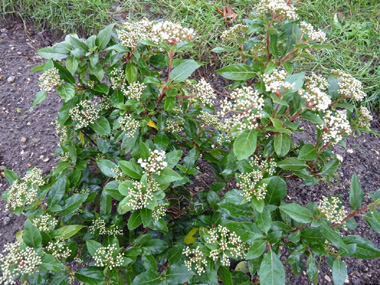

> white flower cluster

[
  {"left": 220, "top": 24, "right": 248, "bottom": 41},
  {"left": 331, "top": 69, "right": 366, "bottom": 101},
  {"left": 357, "top": 106, "right": 372, "bottom": 129},
  {"left": 119, "top": 114, "right": 140, "bottom": 138},
  {"left": 207, "top": 225, "right": 246, "bottom": 267},
  {"left": 251, "top": 42, "right": 267, "bottom": 57},
  {"left": 0, "top": 241, "right": 42, "bottom": 284},
  {"left": 151, "top": 21, "right": 195, "bottom": 45},
  {"left": 318, "top": 110, "right": 352, "bottom": 145},
  {"left": 125, "top": 180, "right": 160, "bottom": 210},
  {"left": 319, "top": 196, "right": 347, "bottom": 226},
  {"left": 218, "top": 87, "right": 265, "bottom": 132},
  {"left": 138, "top": 149, "right": 168, "bottom": 175},
  {"left": 183, "top": 246, "right": 208, "bottom": 275},
  {"left": 93, "top": 244, "right": 124, "bottom": 269},
  {"left": 112, "top": 166, "right": 124, "bottom": 182},
  {"left": 263, "top": 69, "right": 294, "bottom": 94},
  {"left": 32, "top": 214, "right": 57, "bottom": 232},
  {"left": 100, "top": 95, "right": 112, "bottom": 110},
  {"left": 123, "top": 82, "right": 146, "bottom": 101},
  {"left": 298, "top": 86, "right": 331, "bottom": 111},
  {"left": 237, "top": 171, "right": 267, "bottom": 201},
  {"left": 250, "top": 156, "right": 277, "bottom": 176},
  {"left": 70, "top": 100, "right": 100, "bottom": 129},
  {"left": 39, "top": 67, "right": 61, "bottom": 92},
  {"left": 5, "top": 169, "right": 45, "bottom": 212},
  {"left": 305, "top": 73, "right": 329, "bottom": 90},
  {"left": 188, "top": 78, "right": 216, "bottom": 106},
  {"left": 198, "top": 111, "right": 219, "bottom": 126},
  {"left": 55, "top": 120, "right": 69, "bottom": 144},
  {"left": 110, "top": 69, "right": 127, "bottom": 90},
  {"left": 89, "top": 218, "right": 123, "bottom": 236},
  {"left": 300, "top": 21, "right": 327, "bottom": 42},
  {"left": 46, "top": 241, "right": 71, "bottom": 259},
  {"left": 254, "top": 0, "right": 298, "bottom": 20},
  {"left": 166, "top": 117, "right": 185, "bottom": 133},
  {"left": 118, "top": 19, "right": 154, "bottom": 48},
  {"left": 152, "top": 204, "right": 167, "bottom": 221}
]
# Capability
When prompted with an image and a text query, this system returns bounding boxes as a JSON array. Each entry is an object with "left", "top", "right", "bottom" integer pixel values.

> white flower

[
  {"left": 120, "top": 115, "right": 140, "bottom": 138},
  {"left": 46, "top": 241, "right": 71, "bottom": 259},
  {"left": 254, "top": 0, "right": 298, "bottom": 20},
  {"left": 151, "top": 21, "right": 196, "bottom": 45},
  {"left": 183, "top": 246, "right": 207, "bottom": 275},
  {"left": 262, "top": 69, "right": 294, "bottom": 94},
  {"left": 318, "top": 110, "right": 352, "bottom": 145},
  {"left": 357, "top": 106, "right": 372, "bottom": 129},
  {"left": 70, "top": 100, "right": 100, "bottom": 129},
  {"left": 319, "top": 196, "right": 347, "bottom": 226},
  {"left": 138, "top": 149, "right": 168, "bottom": 175},
  {"left": 221, "top": 24, "right": 248, "bottom": 41},
  {"left": 331, "top": 69, "right": 366, "bottom": 101},
  {"left": 298, "top": 86, "right": 331, "bottom": 111},
  {"left": 300, "top": 21, "right": 327, "bottom": 42},
  {"left": 166, "top": 117, "right": 185, "bottom": 133},
  {"left": 32, "top": 214, "right": 57, "bottom": 232},
  {"left": 93, "top": 244, "right": 124, "bottom": 270},
  {"left": 39, "top": 67, "right": 60, "bottom": 92},
  {"left": 122, "top": 82, "right": 146, "bottom": 100}
]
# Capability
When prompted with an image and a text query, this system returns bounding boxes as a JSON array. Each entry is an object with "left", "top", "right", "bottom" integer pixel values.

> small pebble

[
  {"left": 3, "top": 216, "right": 10, "bottom": 225},
  {"left": 324, "top": 275, "right": 331, "bottom": 282},
  {"left": 20, "top": 137, "right": 27, "bottom": 143},
  {"left": 7, "top": 76, "right": 15, "bottom": 83}
]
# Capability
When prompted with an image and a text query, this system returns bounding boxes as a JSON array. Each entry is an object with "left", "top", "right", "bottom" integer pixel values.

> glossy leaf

[
  {"left": 298, "top": 144, "right": 317, "bottom": 160},
  {"left": 332, "top": 259, "right": 347, "bottom": 285},
  {"left": 233, "top": 130, "right": 257, "bottom": 160},
  {"left": 350, "top": 173, "right": 363, "bottom": 210},
  {"left": 91, "top": 116, "right": 111, "bottom": 135},
  {"left": 170, "top": 59, "right": 201, "bottom": 82},
  {"left": 23, "top": 219, "right": 42, "bottom": 248},
  {"left": 279, "top": 203, "right": 313, "bottom": 223},
  {"left": 259, "top": 251, "right": 285, "bottom": 285},
  {"left": 216, "top": 64, "right": 257, "bottom": 80}
]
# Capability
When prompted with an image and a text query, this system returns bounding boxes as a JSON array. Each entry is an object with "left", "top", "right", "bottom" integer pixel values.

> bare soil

[{"left": 0, "top": 18, "right": 379, "bottom": 285}]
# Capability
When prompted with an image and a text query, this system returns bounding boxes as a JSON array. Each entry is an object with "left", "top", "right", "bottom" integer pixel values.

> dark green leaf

[
  {"left": 170, "top": 59, "right": 201, "bottom": 82},
  {"left": 119, "top": 160, "right": 142, "bottom": 179},
  {"left": 66, "top": 56, "right": 79, "bottom": 75},
  {"left": 39, "top": 254, "right": 65, "bottom": 271},
  {"left": 365, "top": 207, "right": 380, "bottom": 234},
  {"left": 298, "top": 144, "right": 317, "bottom": 160},
  {"left": 57, "top": 83, "right": 75, "bottom": 101},
  {"left": 256, "top": 208, "right": 271, "bottom": 233},
  {"left": 216, "top": 64, "right": 256, "bottom": 80},
  {"left": 246, "top": 239, "right": 266, "bottom": 259},
  {"left": 166, "top": 263, "right": 194, "bottom": 284},
  {"left": 94, "top": 83, "right": 109, "bottom": 94},
  {"left": 100, "top": 190, "right": 112, "bottom": 215},
  {"left": 350, "top": 173, "right": 363, "bottom": 211},
  {"left": 278, "top": 157, "right": 306, "bottom": 170},
  {"left": 23, "top": 219, "right": 42, "bottom": 248},
  {"left": 218, "top": 266, "right": 232, "bottom": 285},
  {"left": 342, "top": 235, "right": 380, "bottom": 258},
  {"left": 57, "top": 225, "right": 85, "bottom": 239},
  {"left": 165, "top": 150, "right": 182, "bottom": 168},
  {"left": 86, "top": 240, "right": 103, "bottom": 257},
  {"left": 30, "top": 90, "right": 47, "bottom": 112},
  {"left": 97, "top": 159, "right": 117, "bottom": 177},
  {"left": 332, "top": 259, "right": 347, "bottom": 285},
  {"left": 300, "top": 111, "right": 323, "bottom": 124},
  {"left": 47, "top": 176, "right": 67, "bottom": 207},
  {"left": 224, "top": 222, "right": 262, "bottom": 242},
  {"left": 264, "top": 176, "right": 287, "bottom": 205},
  {"left": 96, "top": 23, "right": 115, "bottom": 50},
  {"left": 76, "top": 267, "right": 105, "bottom": 285},
  {"left": 153, "top": 167, "right": 182, "bottom": 184},
  {"left": 259, "top": 251, "right": 285, "bottom": 285},
  {"left": 4, "top": 168, "right": 19, "bottom": 185},
  {"left": 125, "top": 63, "right": 138, "bottom": 84},
  {"left": 307, "top": 255, "right": 318, "bottom": 282},
  {"left": 320, "top": 159, "right": 339, "bottom": 176},
  {"left": 274, "top": 134, "right": 291, "bottom": 157},
  {"left": 37, "top": 47, "right": 68, "bottom": 60},
  {"left": 128, "top": 210, "right": 142, "bottom": 230},
  {"left": 279, "top": 203, "right": 313, "bottom": 223},
  {"left": 58, "top": 193, "right": 88, "bottom": 216},
  {"left": 233, "top": 130, "right": 257, "bottom": 160},
  {"left": 141, "top": 208, "right": 152, "bottom": 227},
  {"left": 130, "top": 271, "right": 160, "bottom": 285},
  {"left": 91, "top": 116, "right": 111, "bottom": 135}
]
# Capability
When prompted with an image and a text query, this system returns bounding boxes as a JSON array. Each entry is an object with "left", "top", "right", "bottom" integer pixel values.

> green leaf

[
  {"left": 300, "top": 111, "right": 324, "bottom": 124},
  {"left": 23, "top": 219, "right": 42, "bottom": 248},
  {"left": 298, "top": 144, "right": 317, "bottom": 160},
  {"left": 233, "top": 130, "right": 257, "bottom": 160},
  {"left": 218, "top": 266, "right": 232, "bottom": 285},
  {"left": 365, "top": 207, "right": 380, "bottom": 234},
  {"left": 86, "top": 240, "right": 103, "bottom": 257},
  {"left": 320, "top": 221, "right": 347, "bottom": 251},
  {"left": 165, "top": 150, "right": 183, "bottom": 168},
  {"left": 119, "top": 160, "right": 142, "bottom": 179},
  {"left": 307, "top": 255, "right": 318, "bottom": 283},
  {"left": 170, "top": 59, "right": 201, "bottom": 82},
  {"left": 278, "top": 157, "right": 307, "bottom": 170},
  {"left": 37, "top": 47, "right": 68, "bottom": 60},
  {"left": 91, "top": 116, "right": 111, "bottom": 135},
  {"left": 70, "top": 36, "right": 89, "bottom": 52},
  {"left": 96, "top": 23, "right": 115, "bottom": 50},
  {"left": 128, "top": 210, "right": 142, "bottom": 230},
  {"left": 125, "top": 63, "right": 138, "bottom": 84},
  {"left": 264, "top": 176, "right": 287, "bottom": 205},
  {"left": 100, "top": 190, "right": 112, "bottom": 215},
  {"left": 259, "top": 251, "right": 285, "bottom": 285},
  {"left": 256, "top": 208, "right": 271, "bottom": 233},
  {"left": 47, "top": 176, "right": 67, "bottom": 207},
  {"left": 97, "top": 159, "right": 117, "bottom": 177},
  {"left": 211, "top": 46, "right": 237, "bottom": 53},
  {"left": 94, "top": 83, "right": 109, "bottom": 94},
  {"left": 57, "top": 83, "right": 75, "bottom": 101},
  {"left": 139, "top": 141, "right": 150, "bottom": 160},
  {"left": 168, "top": 244, "right": 185, "bottom": 264},
  {"left": 117, "top": 197, "right": 133, "bottom": 214},
  {"left": 131, "top": 271, "right": 160, "bottom": 285},
  {"left": 279, "top": 203, "right": 313, "bottom": 223},
  {"left": 320, "top": 159, "right": 339, "bottom": 176},
  {"left": 76, "top": 267, "right": 105, "bottom": 285},
  {"left": 165, "top": 263, "right": 194, "bottom": 284},
  {"left": 184, "top": 228, "right": 199, "bottom": 244},
  {"left": 269, "top": 34, "right": 279, "bottom": 58},
  {"left": 285, "top": 72, "right": 305, "bottom": 90},
  {"left": 57, "top": 225, "right": 85, "bottom": 239},
  {"left": 4, "top": 168, "right": 19, "bottom": 185},
  {"left": 58, "top": 193, "right": 88, "bottom": 216},
  {"left": 246, "top": 239, "right": 266, "bottom": 259},
  {"left": 54, "top": 61, "right": 75, "bottom": 85},
  {"left": 141, "top": 208, "right": 152, "bottom": 227},
  {"left": 342, "top": 235, "right": 380, "bottom": 258},
  {"left": 216, "top": 64, "right": 257, "bottom": 80},
  {"left": 39, "top": 254, "right": 65, "bottom": 272},
  {"left": 224, "top": 222, "right": 262, "bottom": 243},
  {"left": 350, "top": 173, "right": 363, "bottom": 211},
  {"left": 30, "top": 90, "right": 47, "bottom": 111},
  {"left": 274, "top": 134, "right": 291, "bottom": 157},
  {"left": 118, "top": 180, "right": 134, "bottom": 196},
  {"left": 66, "top": 56, "right": 79, "bottom": 75},
  {"left": 332, "top": 259, "right": 347, "bottom": 285},
  {"left": 153, "top": 167, "right": 182, "bottom": 184}
]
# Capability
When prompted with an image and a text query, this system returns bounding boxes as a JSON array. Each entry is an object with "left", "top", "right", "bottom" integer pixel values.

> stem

[
  {"left": 289, "top": 109, "right": 304, "bottom": 122},
  {"left": 272, "top": 104, "right": 280, "bottom": 118},
  {"left": 175, "top": 94, "right": 197, "bottom": 98},
  {"left": 266, "top": 20, "right": 274, "bottom": 64},
  {"left": 330, "top": 202, "right": 379, "bottom": 228},
  {"left": 80, "top": 130, "right": 97, "bottom": 147},
  {"left": 167, "top": 50, "right": 174, "bottom": 82}
]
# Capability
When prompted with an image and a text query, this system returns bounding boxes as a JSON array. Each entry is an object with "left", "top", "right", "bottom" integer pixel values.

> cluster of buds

[
  {"left": 188, "top": 78, "right": 216, "bottom": 106},
  {"left": 166, "top": 117, "right": 185, "bottom": 133},
  {"left": 198, "top": 111, "right": 219, "bottom": 127},
  {"left": 251, "top": 41, "right": 267, "bottom": 57},
  {"left": 123, "top": 82, "right": 146, "bottom": 101},
  {"left": 305, "top": 73, "right": 330, "bottom": 90},
  {"left": 32, "top": 214, "right": 57, "bottom": 232},
  {"left": 318, "top": 110, "right": 352, "bottom": 145},
  {"left": 250, "top": 156, "right": 277, "bottom": 176},
  {"left": 54, "top": 120, "right": 69, "bottom": 144},
  {"left": 183, "top": 246, "right": 208, "bottom": 275},
  {"left": 5, "top": 168, "right": 45, "bottom": 212},
  {"left": 125, "top": 180, "right": 160, "bottom": 210},
  {"left": 298, "top": 86, "right": 331, "bottom": 111},
  {"left": 218, "top": 87, "right": 265, "bottom": 132},
  {"left": 254, "top": 0, "right": 298, "bottom": 20},
  {"left": 331, "top": 69, "right": 366, "bottom": 101},
  {"left": 152, "top": 204, "right": 167, "bottom": 221},
  {"left": 100, "top": 95, "right": 112, "bottom": 110},
  {"left": 357, "top": 106, "right": 373, "bottom": 129},
  {"left": 262, "top": 69, "right": 294, "bottom": 94},
  {"left": 138, "top": 149, "right": 168, "bottom": 175},
  {"left": 89, "top": 218, "right": 123, "bottom": 236},
  {"left": 237, "top": 171, "right": 267, "bottom": 201},
  {"left": 93, "top": 244, "right": 124, "bottom": 269},
  {"left": 0, "top": 241, "right": 42, "bottom": 284},
  {"left": 110, "top": 69, "right": 127, "bottom": 90},
  {"left": 300, "top": 21, "right": 327, "bottom": 42},
  {"left": 220, "top": 24, "right": 248, "bottom": 41},
  {"left": 318, "top": 196, "right": 347, "bottom": 227},
  {"left": 151, "top": 21, "right": 195, "bottom": 45},
  {"left": 207, "top": 225, "right": 246, "bottom": 267},
  {"left": 118, "top": 19, "right": 154, "bottom": 48},
  {"left": 70, "top": 100, "right": 100, "bottom": 129},
  {"left": 46, "top": 241, "right": 71, "bottom": 259},
  {"left": 39, "top": 67, "right": 61, "bottom": 92},
  {"left": 112, "top": 166, "right": 124, "bottom": 182},
  {"left": 119, "top": 114, "right": 140, "bottom": 138}
]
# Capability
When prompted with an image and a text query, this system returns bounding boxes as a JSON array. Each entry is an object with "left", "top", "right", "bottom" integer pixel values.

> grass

[{"left": 2, "top": 0, "right": 379, "bottom": 109}]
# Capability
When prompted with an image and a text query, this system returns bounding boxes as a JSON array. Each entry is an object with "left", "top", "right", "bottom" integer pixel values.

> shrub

[{"left": 2, "top": 1, "right": 380, "bottom": 284}]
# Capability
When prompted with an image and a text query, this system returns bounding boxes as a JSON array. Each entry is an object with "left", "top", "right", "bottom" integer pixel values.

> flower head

[
  {"left": 94, "top": 244, "right": 124, "bottom": 269},
  {"left": 300, "top": 21, "right": 327, "bottom": 42},
  {"left": 357, "top": 106, "right": 372, "bottom": 129},
  {"left": 331, "top": 69, "right": 366, "bottom": 101},
  {"left": 254, "top": 0, "right": 298, "bottom": 20},
  {"left": 221, "top": 24, "right": 248, "bottom": 41},
  {"left": 70, "top": 100, "right": 100, "bottom": 129},
  {"left": 319, "top": 196, "right": 347, "bottom": 226},
  {"left": 262, "top": 69, "right": 294, "bottom": 94},
  {"left": 183, "top": 246, "right": 207, "bottom": 275},
  {"left": 318, "top": 110, "right": 352, "bottom": 145},
  {"left": 137, "top": 149, "right": 168, "bottom": 175},
  {"left": 39, "top": 67, "right": 61, "bottom": 92}
]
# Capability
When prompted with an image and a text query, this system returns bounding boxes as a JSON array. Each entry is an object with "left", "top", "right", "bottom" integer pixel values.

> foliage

[{"left": 1, "top": 1, "right": 380, "bottom": 284}]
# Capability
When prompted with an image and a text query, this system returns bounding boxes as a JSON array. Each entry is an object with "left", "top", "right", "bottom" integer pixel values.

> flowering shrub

[{"left": 2, "top": 1, "right": 380, "bottom": 284}]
